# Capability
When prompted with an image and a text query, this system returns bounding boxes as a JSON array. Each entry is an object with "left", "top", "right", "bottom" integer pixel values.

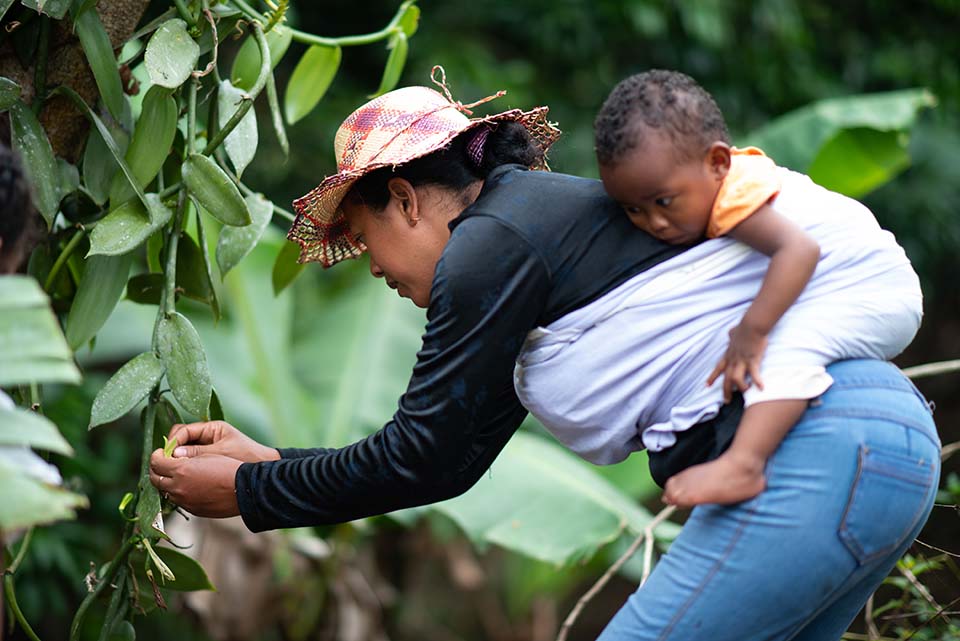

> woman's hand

[
  {"left": 707, "top": 323, "right": 768, "bottom": 402},
  {"left": 164, "top": 420, "right": 281, "bottom": 463},
  {"left": 149, "top": 453, "right": 243, "bottom": 518}
]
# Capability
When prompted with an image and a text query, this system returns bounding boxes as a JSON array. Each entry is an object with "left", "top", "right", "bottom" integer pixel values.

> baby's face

[{"left": 599, "top": 132, "right": 726, "bottom": 245}]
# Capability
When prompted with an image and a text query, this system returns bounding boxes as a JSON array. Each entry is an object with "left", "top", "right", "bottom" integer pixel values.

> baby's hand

[{"left": 707, "top": 323, "right": 768, "bottom": 402}]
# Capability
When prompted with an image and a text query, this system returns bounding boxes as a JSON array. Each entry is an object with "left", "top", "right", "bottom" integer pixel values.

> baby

[{"left": 594, "top": 70, "right": 921, "bottom": 506}]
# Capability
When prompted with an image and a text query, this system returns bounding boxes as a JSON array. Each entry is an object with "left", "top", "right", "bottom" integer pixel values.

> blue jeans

[{"left": 599, "top": 359, "right": 941, "bottom": 641}]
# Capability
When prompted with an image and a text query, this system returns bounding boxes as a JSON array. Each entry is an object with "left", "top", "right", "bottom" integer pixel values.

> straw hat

[{"left": 287, "top": 67, "right": 561, "bottom": 268}]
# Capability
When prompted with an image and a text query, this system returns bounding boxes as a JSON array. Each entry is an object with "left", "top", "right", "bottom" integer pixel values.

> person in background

[{"left": 0, "top": 142, "right": 61, "bottom": 634}]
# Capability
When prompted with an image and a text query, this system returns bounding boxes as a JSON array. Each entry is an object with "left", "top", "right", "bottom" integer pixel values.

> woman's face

[{"left": 343, "top": 179, "right": 465, "bottom": 308}]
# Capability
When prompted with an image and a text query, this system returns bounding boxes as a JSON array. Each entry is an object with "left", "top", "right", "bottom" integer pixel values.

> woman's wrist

[{"left": 260, "top": 445, "right": 282, "bottom": 462}]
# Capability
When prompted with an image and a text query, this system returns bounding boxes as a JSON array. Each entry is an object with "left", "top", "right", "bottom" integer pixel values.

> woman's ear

[
  {"left": 705, "top": 142, "right": 732, "bottom": 181},
  {"left": 387, "top": 177, "right": 420, "bottom": 225}
]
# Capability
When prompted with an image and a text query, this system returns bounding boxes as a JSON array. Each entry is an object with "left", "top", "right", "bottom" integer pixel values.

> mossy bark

[{"left": 0, "top": 0, "right": 150, "bottom": 161}]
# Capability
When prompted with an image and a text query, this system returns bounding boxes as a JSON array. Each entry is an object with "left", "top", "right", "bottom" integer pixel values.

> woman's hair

[
  {"left": 594, "top": 69, "right": 730, "bottom": 166},
  {"left": 0, "top": 144, "right": 43, "bottom": 268},
  {"left": 346, "top": 121, "right": 542, "bottom": 211}
]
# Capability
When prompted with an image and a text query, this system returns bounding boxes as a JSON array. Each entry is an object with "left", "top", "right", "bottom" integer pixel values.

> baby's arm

[
  {"left": 663, "top": 398, "right": 807, "bottom": 507},
  {"left": 707, "top": 204, "right": 820, "bottom": 401}
]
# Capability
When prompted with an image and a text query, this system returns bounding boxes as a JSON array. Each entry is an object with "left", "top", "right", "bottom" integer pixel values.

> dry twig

[{"left": 556, "top": 506, "right": 676, "bottom": 641}]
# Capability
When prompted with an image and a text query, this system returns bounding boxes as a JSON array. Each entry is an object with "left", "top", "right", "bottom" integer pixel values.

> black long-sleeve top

[{"left": 235, "top": 165, "right": 687, "bottom": 532}]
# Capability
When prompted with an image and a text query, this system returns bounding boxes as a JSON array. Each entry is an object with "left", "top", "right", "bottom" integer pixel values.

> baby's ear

[{"left": 706, "top": 142, "right": 732, "bottom": 180}]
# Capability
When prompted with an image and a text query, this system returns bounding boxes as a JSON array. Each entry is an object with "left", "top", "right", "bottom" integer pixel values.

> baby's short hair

[{"left": 594, "top": 69, "right": 730, "bottom": 165}]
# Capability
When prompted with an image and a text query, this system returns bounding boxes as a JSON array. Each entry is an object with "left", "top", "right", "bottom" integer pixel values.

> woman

[{"left": 150, "top": 70, "right": 940, "bottom": 640}]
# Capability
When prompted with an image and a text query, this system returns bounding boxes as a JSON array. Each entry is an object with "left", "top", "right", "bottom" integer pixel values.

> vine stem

[
  {"left": 230, "top": 0, "right": 412, "bottom": 47},
  {"left": 172, "top": 0, "right": 196, "bottom": 26},
  {"left": 202, "top": 21, "right": 270, "bottom": 156},
  {"left": 43, "top": 226, "right": 86, "bottom": 293},
  {"left": 162, "top": 191, "right": 188, "bottom": 318},
  {"left": 902, "top": 358, "right": 960, "bottom": 380},
  {"left": 95, "top": 571, "right": 127, "bottom": 641},
  {"left": 139, "top": 400, "right": 158, "bottom": 483},
  {"left": 69, "top": 536, "right": 139, "bottom": 641},
  {"left": 9, "top": 527, "right": 34, "bottom": 574},
  {"left": 3, "top": 573, "right": 42, "bottom": 641}
]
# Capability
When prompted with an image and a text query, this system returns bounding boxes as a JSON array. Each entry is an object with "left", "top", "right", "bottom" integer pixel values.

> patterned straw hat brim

[{"left": 288, "top": 79, "right": 561, "bottom": 268}]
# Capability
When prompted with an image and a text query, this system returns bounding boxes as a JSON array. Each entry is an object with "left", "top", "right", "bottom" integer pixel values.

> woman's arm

[{"left": 233, "top": 217, "right": 551, "bottom": 531}]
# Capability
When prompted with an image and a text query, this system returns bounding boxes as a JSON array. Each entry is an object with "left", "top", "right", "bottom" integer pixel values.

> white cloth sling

[{"left": 514, "top": 167, "right": 923, "bottom": 465}]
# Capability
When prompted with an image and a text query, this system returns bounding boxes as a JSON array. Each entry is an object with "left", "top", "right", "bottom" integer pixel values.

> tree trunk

[{"left": 0, "top": 0, "right": 150, "bottom": 162}]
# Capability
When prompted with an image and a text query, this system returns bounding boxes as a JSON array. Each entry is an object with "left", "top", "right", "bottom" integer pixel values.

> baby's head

[{"left": 595, "top": 70, "right": 732, "bottom": 244}]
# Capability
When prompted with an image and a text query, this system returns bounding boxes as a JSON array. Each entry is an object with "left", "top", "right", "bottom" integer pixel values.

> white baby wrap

[{"left": 513, "top": 168, "right": 923, "bottom": 465}]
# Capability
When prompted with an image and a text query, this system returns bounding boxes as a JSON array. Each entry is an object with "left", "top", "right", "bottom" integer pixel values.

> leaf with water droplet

[
  {"left": 218, "top": 80, "right": 258, "bottom": 178},
  {"left": 157, "top": 312, "right": 211, "bottom": 418},
  {"left": 145, "top": 19, "right": 199, "bottom": 89}
]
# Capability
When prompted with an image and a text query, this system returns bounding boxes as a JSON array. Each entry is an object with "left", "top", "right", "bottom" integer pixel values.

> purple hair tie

[{"left": 467, "top": 126, "right": 492, "bottom": 168}]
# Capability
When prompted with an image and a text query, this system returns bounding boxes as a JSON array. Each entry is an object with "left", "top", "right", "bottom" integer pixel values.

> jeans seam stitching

[{"left": 656, "top": 502, "right": 758, "bottom": 640}]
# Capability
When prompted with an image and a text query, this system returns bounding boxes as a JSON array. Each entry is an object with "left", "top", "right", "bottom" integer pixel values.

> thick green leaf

[
  {"left": 271, "top": 239, "right": 306, "bottom": 295},
  {"left": 182, "top": 154, "right": 250, "bottom": 226},
  {"left": 58, "top": 158, "right": 80, "bottom": 197},
  {"left": 230, "top": 25, "right": 292, "bottom": 91},
  {"left": 0, "top": 275, "right": 80, "bottom": 386},
  {"left": 209, "top": 387, "right": 225, "bottom": 421},
  {"left": 65, "top": 253, "right": 134, "bottom": 350},
  {"left": 130, "top": 545, "right": 216, "bottom": 591},
  {"left": 0, "top": 460, "right": 88, "bottom": 530},
  {"left": 0, "top": 0, "right": 15, "bottom": 22},
  {"left": 55, "top": 86, "right": 150, "bottom": 211},
  {"left": 82, "top": 121, "right": 128, "bottom": 206},
  {"left": 193, "top": 210, "right": 221, "bottom": 321},
  {"left": 176, "top": 232, "right": 215, "bottom": 305},
  {"left": 218, "top": 80, "right": 258, "bottom": 178},
  {"left": 745, "top": 88, "right": 937, "bottom": 175},
  {"left": 369, "top": 32, "right": 407, "bottom": 98},
  {"left": 144, "top": 19, "right": 200, "bottom": 89},
  {"left": 88, "top": 195, "right": 174, "bottom": 256},
  {"left": 807, "top": 128, "right": 912, "bottom": 199},
  {"left": 398, "top": 4, "right": 420, "bottom": 37},
  {"left": 217, "top": 194, "right": 272, "bottom": 276},
  {"left": 89, "top": 352, "right": 165, "bottom": 428},
  {"left": 0, "top": 407, "right": 73, "bottom": 455},
  {"left": 127, "top": 274, "right": 166, "bottom": 305},
  {"left": 157, "top": 312, "right": 212, "bottom": 418},
  {"left": 137, "top": 474, "right": 162, "bottom": 538},
  {"left": 109, "top": 85, "right": 178, "bottom": 207},
  {"left": 284, "top": 45, "right": 341, "bottom": 125},
  {"left": 19, "top": 0, "right": 71, "bottom": 19},
  {"left": 9, "top": 101, "right": 60, "bottom": 225},
  {"left": 108, "top": 621, "right": 136, "bottom": 641},
  {"left": 0, "top": 76, "right": 20, "bottom": 110},
  {"left": 126, "top": 272, "right": 165, "bottom": 305},
  {"left": 75, "top": 8, "right": 124, "bottom": 121}
]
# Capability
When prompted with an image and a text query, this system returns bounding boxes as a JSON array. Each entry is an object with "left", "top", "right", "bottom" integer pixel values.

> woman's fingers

[
  {"left": 169, "top": 421, "right": 221, "bottom": 446},
  {"left": 150, "top": 448, "right": 180, "bottom": 476}
]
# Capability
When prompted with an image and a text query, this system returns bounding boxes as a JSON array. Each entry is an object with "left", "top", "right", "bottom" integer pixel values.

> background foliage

[{"left": 2, "top": 1, "right": 958, "bottom": 640}]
